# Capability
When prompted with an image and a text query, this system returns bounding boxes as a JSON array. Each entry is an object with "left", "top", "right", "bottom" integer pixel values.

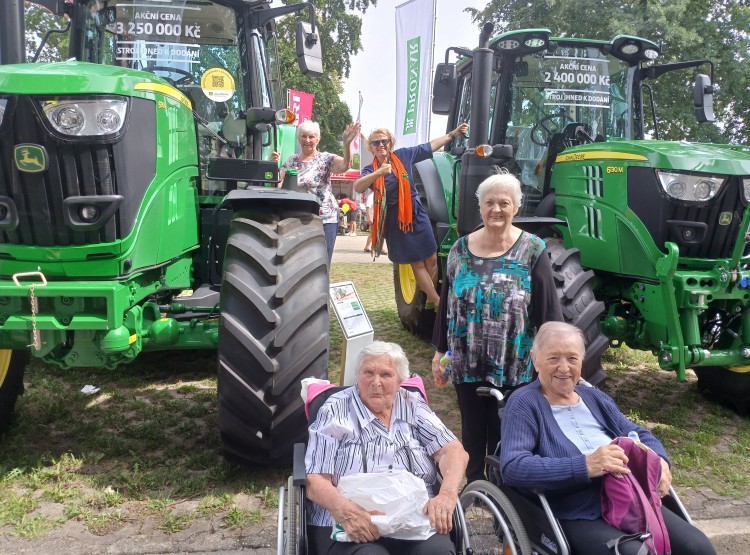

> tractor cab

[
  {"left": 79, "top": 0, "right": 254, "bottom": 178},
  {"left": 434, "top": 29, "right": 715, "bottom": 231},
  {"left": 24, "top": 0, "right": 323, "bottom": 193},
  {"left": 427, "top": 26, "right": 750, "bottom": 412}
]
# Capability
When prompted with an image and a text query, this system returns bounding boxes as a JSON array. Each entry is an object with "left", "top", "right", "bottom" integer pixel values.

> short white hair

[
  {"left": 532, "top": 321, "right": 585, "bottom": 357},
  {"left": 356, "top": 341, "right": 410, "bottom": 381},
  {"left": 297, "top": 120, "right": 320, "bottom": 139},
  {"left": 476, "top": 173, "right": 523, "bottom": 210}
]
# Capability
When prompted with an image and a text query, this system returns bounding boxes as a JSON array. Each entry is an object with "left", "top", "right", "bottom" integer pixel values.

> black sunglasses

[{"left": 371, "top": 139, "right": 390, "bottom": 147}]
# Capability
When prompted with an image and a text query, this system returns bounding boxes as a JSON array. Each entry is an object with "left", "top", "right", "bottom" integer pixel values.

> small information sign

[{"left": 329, "top": 281, "right": 373, "bottom": 339}]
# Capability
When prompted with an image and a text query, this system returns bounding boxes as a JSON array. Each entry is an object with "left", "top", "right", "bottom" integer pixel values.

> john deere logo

[
  {"left": 14, "top": 144, "right": 48, "bottom": 173},
  {"left": 719, "top": 212, "right": 733, "bottom": 226}
]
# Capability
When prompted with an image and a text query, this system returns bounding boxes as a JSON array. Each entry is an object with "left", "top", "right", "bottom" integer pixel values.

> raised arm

[
  {"left": 429, "top": 122, "right": 468, "bottom": 152},
  {"left": 330, "top": 123, "right": 361, "bottom": 174}
]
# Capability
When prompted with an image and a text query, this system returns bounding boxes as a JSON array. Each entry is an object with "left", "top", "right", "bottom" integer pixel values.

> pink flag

[{"left": 288, "top": 89, "right": 314, "bottom": 127}]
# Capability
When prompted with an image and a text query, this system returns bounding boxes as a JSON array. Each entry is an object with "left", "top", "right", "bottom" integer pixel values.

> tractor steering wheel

[
  {"left": 142, "top": 66, "right": 194, "bottom": 87},
  {"left": 531, "top": 110, "right": 574, "bottom": 146}
]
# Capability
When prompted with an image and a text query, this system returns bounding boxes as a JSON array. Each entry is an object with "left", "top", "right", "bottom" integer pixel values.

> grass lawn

[{"left": 1, "top": 262, "right": 748, "bottom": 540}]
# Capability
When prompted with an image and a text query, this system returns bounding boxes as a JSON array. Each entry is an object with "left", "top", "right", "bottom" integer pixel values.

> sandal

[{"left": 364, "top": 248, "right": 371, "bottom": 253}]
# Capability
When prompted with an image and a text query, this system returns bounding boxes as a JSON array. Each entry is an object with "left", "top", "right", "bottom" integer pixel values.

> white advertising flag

[{"left": 395, "top": 0, "right": 436, "bottom": 148}]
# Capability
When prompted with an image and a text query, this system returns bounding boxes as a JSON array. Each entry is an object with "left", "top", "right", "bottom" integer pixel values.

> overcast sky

[
  {"left": 272, "top": 0, "right": 487, "bottom": 138},
  {"left": 339, "top": 0, "right": 485, "bottom": 138}
]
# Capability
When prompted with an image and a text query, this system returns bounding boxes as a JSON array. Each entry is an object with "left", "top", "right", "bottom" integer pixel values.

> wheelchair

[
  {"left": 457, "top": 386, "right": 694, "bottom": 555},
  {"left": 276, "top": 376, "right": 474, "bottom": 555}
]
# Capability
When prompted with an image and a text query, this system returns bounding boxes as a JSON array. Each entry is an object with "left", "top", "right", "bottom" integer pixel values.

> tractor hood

[
  {"left": 557, "top": 139, "right": 750, "bottom": 176},
  {"left": 0, "top": 61, "right": 178, "bottom": 98}
]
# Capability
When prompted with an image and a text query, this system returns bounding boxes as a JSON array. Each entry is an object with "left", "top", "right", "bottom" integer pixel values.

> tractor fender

[
  {"left": 513, "top": 192, "right": 566, "bottom": 236},
  {"left": 221, "top": 188, "right": 320, "bottom": 215},
  {"left": 535, "top": 191, "right": 557, "bottom": 218},
  {"left": 414, "top": 159, "right": 449, "bottom": 225}
]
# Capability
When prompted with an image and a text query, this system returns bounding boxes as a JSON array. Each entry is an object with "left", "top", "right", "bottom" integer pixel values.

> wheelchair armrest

[
  {"left": 292, "top": 443, "right": 307, "bottom": 486},
  {"left": 484, "top": 454, "right": 501, "bottom": 470}
]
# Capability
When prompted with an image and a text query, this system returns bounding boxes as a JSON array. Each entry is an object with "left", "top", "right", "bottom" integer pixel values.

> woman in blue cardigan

[{"left": 500, "top": 321, "right": 715, "bottom": 555}]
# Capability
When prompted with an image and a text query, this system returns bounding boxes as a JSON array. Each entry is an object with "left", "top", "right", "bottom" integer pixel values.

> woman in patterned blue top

[{"left": 431, "top": 172, "right": 562, "bottom": 483}]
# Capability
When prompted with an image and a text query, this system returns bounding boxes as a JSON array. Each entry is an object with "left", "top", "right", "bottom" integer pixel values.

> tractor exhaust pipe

[{"left": 0, "top": 0, "right": 25, "bottom": 65}]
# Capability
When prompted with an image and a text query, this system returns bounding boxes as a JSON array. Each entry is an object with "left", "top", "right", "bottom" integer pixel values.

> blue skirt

[{"left": 384, "top": 195, "right": 437, "bottom": 264}]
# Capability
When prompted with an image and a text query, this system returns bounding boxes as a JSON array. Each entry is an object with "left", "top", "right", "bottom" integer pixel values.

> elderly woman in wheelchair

[
  {"left": 496, "top": 321, "right": 715, "bottom": 555},
  {"left": 302, "top": 341, "right": 469, "bottom": 555}
]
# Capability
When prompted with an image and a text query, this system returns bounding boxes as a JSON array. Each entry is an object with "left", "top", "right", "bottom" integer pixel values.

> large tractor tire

[
  {"left": 394, "top": 263, "right": 436, "bottom": 340},
  {"left": 693, "top": 367, "right": 750, "bottom": 416},
  {"left": 217, "top": 210, "right": 329, "bottom": 465},
  {"left": 545, "top": 238, "right": 609, "bottom": 386},
  {"left": 0, "top": 350, "right": 28, "bottom": 434}
]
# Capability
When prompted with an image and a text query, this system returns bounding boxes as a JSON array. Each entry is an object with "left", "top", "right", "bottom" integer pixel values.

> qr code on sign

[{"left": 212, "top": 75, "right": 225, "bottom": 87}]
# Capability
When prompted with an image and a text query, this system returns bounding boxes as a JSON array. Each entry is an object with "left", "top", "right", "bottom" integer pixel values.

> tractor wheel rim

[
  {"left": 398, "top": 264, "right": 417, "bottom": 304},
  {"left": 0, "top": 350, "right": 11, "bottom": 385}
]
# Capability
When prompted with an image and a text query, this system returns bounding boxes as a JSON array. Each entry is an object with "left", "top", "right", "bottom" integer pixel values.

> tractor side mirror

[
  {"left": 694, "top": 73, "right": 715, "bottom": 123},
  {"left": 29, "top": 0, "right": 66, "bottom": 16},
  {"left": 296, "top": 22, "right": 323, "bottom": 77},
  {"left": 432, "top": 63, "right": 457, "bottom": 115}
]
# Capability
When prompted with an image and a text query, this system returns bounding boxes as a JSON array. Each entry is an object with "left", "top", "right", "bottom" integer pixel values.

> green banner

[{"left": 402, "top": 37, "right": 421, "bottom": 136}]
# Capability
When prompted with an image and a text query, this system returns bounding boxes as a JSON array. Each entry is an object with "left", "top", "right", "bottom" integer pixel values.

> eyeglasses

[{"left": 370, "top": 139, "right": 390, "bottom": 147}]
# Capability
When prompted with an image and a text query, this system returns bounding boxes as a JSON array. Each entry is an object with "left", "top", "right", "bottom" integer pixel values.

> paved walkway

[{"left": 332, "top": 233, "right": 391, "bottom": 264}]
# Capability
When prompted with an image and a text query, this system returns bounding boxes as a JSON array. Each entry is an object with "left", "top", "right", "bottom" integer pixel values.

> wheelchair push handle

[{"left": 476, "top": 386, "right": 505, "bottom": 406}]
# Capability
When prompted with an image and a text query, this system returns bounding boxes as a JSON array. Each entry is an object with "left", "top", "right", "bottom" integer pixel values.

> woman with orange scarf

[{"left": 353, "top": 124, "right": 468, "bottom": 306}]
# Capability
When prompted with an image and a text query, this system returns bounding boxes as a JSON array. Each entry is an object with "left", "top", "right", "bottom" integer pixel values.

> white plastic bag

[{"left": 331, "top": 470, "right": 435, "bottom": 542}]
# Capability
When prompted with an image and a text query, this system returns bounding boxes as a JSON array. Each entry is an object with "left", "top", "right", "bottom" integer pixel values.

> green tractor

[
  {"left": 399, "top": 24, "right": 750, "bottom": 412},
  {"left": 0, "top": 0, "right": 331, "bottom": 464}
]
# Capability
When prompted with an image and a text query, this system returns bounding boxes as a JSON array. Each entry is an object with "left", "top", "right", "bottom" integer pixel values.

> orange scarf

[{"left": 371, "top": 153, "right": 413, "bottom": 237}]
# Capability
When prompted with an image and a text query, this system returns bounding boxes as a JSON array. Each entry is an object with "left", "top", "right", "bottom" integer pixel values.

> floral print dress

[{"left": 281, "top": 152, "right": 338, "bottom": 224}]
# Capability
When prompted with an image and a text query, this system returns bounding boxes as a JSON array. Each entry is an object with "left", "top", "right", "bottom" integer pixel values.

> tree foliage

[
  {"left": 276, "top": 0, "right": 376, "bottom": 154},
  {"left": 24, "top": 3, "right": 69, "bottom": 62},
  {"left": 467, "top": 0, "right": 750, "bottom": 143}
]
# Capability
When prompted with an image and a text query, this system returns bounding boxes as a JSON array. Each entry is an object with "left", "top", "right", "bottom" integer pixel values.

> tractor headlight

[
  {"left": 39, "top": 97, "right": 128, "bottom": 138},
  {"left": 657, "top": 171, "right": 725, "bottom": 203}
]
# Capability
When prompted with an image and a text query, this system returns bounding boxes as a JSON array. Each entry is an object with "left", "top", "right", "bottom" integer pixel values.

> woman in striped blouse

[{"left": 304, "top": 341, "right": 468, "bottom": 554}]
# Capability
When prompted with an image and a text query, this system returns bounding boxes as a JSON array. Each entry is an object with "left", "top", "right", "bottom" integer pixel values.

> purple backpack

[{"left": 601, "top": 436, "right": 671, "bottom": 555}]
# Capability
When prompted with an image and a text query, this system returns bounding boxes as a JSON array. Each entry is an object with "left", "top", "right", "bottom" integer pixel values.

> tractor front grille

[
  {"left": 628, "top": 167, "right": 747, "bottom": 260},
  {"left": 0, "top": 95, "right": 156, "bottom": 247}
]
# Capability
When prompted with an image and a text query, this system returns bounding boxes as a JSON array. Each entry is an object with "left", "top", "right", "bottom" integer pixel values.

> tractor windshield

[
  {"left": 80, "top": 0, "right": 284, "bottom": 190},
  {"left": 505, "top": 44, "right": 631, "bottom": 191},
  {"left": 80, "top": 0, "right": 276, "bottom": 136}
]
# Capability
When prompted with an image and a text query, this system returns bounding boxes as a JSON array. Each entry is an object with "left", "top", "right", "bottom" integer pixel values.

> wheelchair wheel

[
  {"left": 285, "top": 476, "right": 301, "bottom": 555},
  {"left": 460, "top": 481, "right": 531, "bottom": 555}
]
